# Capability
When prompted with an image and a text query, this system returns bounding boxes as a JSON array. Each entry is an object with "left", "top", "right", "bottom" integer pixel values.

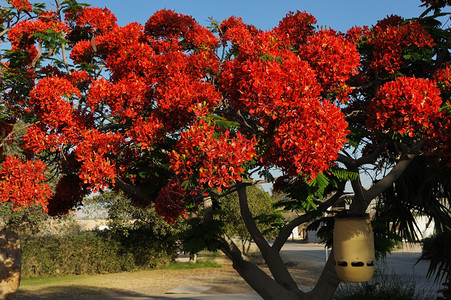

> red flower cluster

[
  {"left": 74, "top": 130, "right": 125, "bottom": 191},
  {"left": 87, "top": 76, "right": 150, "bottom": 118},
  {"left": 273, "top": 11, "right": 316, "bottom": 47},
  {"left": 265, "top": 101, "right": 349, "bottom": 178},
  {"left": 366, "top": 76, "right": 442, "bottom": 137},
  {"left": 154, "top": 180, "right": 188, "bottom": 223},
  {"left": 0, "top": 155, "right": 51, "bottom": 210},
  {"left": 8, "top": 15, "right": 69, "bottom": 51},
  {"left": 219, "top": 19, "right": 352, "bottom": 179},
  {"left": 298, "top": 29, "right": 360, "bottom": 101},
  {"left": 127, "top": 116, "right": 164, "bottom": 151},
  {"left": 65, "top": 7, "right": 118, "bottom": 36},
  {"left": 29, "top": 76, "right": 80, "bottom": 130},
  {"left": 169, "top": 119, "right": 257, "bottom": 192},
  {"left": 366, "top": 16, "right": 435, "bottom": 74},
  {"left": 8, "top": 0, "right": 31, "bottom": 11},
  {"left": 424, "top": 110, "right": 451, "bottom": 167},
  {"left": 144, "top": 9, "right": 219, "bottom": 52},
  {"left": 433, "top": 64, "right": 451, "bottom": 90}
]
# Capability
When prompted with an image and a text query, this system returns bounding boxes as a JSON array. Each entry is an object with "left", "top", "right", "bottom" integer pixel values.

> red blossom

[
  {"left": 423, "top": 110, "right": 451, "bottom": 167},
  {"left": 87, "top": 75, "right": 150, "bottom": 118},
  {"left": 67, "top": 7, "right": 118, "bottom": 34},
  {"left": 264, "top": 101, "right": 349, "bottom": 178},
  {"left": 169, "top": 119, "right": 257, "bottom": 192},
  {"left": 8, "top": 0, "right": 31, "bottom": 11},
  {"left": 154, "top": 180, "right": 188, "bottom": 223},
  {"left": 433, "top": 64, "right": 451, "bottom": 90},
  {"left": 74, "top": 129, "right": 125, "bottom": 191},
  {"left": 144, "top": 9, "right": 219, "bottom": 52},
  {"left": 273, "top": 10, "right": 316, "bottom": 47},
  {"left": 366, "top": 76, "right": 442, "bottom": 136},
  {"left": 366, "top": 16, "right": 435, "bottom": 74},
  {"left": 298, "top": 29, "right": 360, "bottom": 101},
  {"left": 29, "top": 76, "right": 80, "bottom": 130},
  {"left": 8, "top": 18, "right": 69, "bottom": 51},
  {"left": 0, "top": 155, "right": 51, "bottom": 210},
  {"left": 47, "top": 174, "right": 84, "bottom": 216},
  {"left": 127, "top": 116, "right": 164, "bottom": 150}
]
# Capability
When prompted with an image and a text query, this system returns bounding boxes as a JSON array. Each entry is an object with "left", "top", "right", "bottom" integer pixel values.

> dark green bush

[
  {"left": 333, "top": 274, "right": 434, "bottom": 300},
  {"left": 21, "top": 230, "right": 177, "bottom": 277}
]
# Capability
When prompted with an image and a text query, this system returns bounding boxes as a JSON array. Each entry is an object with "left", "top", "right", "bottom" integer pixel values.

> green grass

[
  {"left": 20, "top": 258, "right": 222, "bottom": 287},
  {"left": 21, "top": 274, "right": 91, "bottom": 286},
  {"left": 162, "top": 260, "right": 222, "bottom": 270}
]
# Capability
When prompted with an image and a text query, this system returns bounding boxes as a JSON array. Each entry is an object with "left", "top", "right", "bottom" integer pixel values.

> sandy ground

[{"left": 16, "top": 251, "right": 323, "bottom": 299}]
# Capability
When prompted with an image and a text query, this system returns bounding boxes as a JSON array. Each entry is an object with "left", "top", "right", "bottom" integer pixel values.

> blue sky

[{"left": 83, "top": 0, "right": 429, "bottom": 32}]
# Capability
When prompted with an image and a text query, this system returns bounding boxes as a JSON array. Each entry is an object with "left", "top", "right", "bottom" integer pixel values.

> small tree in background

[{"left": 219, "top": 185, "right": 282, "bottom": 254}]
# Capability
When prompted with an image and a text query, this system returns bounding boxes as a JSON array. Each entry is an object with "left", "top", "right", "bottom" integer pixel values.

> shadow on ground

[{"left": 17, "top": 285, "right": 150, "bottom": 299}]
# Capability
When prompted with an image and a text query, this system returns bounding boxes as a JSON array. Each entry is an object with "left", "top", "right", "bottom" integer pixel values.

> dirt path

[{"left": 17, "top": 253, "right": 322, "bottom": 299}]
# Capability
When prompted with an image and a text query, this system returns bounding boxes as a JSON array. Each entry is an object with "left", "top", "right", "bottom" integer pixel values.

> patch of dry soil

[{"left": 17, "top": 256, "right": 322, "bottom": 299}]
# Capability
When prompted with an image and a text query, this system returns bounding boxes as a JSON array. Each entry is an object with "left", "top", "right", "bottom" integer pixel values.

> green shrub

[
  {"left": 21, "top": 230, "right": 177, "bottom": 278},
  {"left": 333, "top": 274, "right": 434, "bottom": 300}
]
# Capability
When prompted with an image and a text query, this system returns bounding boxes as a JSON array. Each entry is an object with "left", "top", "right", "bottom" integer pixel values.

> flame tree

[{"left": 0, "top": 0, "right": 450, "bottom": 298}]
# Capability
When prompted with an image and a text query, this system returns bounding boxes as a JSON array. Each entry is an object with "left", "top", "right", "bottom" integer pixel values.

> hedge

[{"left": 21, "top": 230, "right": 178, "bottom": 277}]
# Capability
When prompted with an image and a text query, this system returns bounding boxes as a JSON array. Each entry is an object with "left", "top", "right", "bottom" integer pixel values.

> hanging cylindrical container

[{"left": 333, "top": 214, "right": 375, "bottom": 282}]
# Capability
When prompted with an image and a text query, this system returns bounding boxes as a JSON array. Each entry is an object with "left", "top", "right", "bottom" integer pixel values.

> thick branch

[
  {"left": 272, "top": 186, "right": 346, "bottom": 252},
  {"left": 114, "top": 178, "right": 147, "bottom": 200},
  {"left": 236, "top": 183, "right": 269, "bottom": 252},
  {"left": 220, "top": 235, "right": 244, "bottom": 262},
  {"left": 337, "top": 142, "right": 386, "bottom": 168},
  {"left": 0, "top": 28, "right": 10, "bottom": 38},
  {"left": 237, "top": 183, "right": 301, "bottom": 295},
  {"left": 364, "top": 153, "right": 416, "bottom": 205},
  {"left": 306, "top": 249, "right": 340, "bottom": 300}
]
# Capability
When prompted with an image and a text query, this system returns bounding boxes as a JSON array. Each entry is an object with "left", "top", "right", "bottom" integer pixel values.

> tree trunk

[
  {"left": 305, "top": 249, "right": 340, "bottom": 300},
  {"left": 227, "top": 184, "right": 342, "bottom": 299},
  {"left": 189, "top": 252, "right": 197, "bottom": 263},
  {"left": 0, "top": 231, "right": 21, "bottom": 300},
  {"left": 224, "top": 238, "right": 340, "bottom": 300},
  {"left": 233, "top": 258, "right": 302, "bottom": 300}
]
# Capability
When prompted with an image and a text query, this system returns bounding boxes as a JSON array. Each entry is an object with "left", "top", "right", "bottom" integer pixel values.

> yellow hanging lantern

[{"left": 333, "top": 215, "right": 375, "bottom": 282}]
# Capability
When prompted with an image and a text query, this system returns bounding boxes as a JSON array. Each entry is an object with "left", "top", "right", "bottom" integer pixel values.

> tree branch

[
  {"left": 0, "top": 28, "right": 10, "bottom": 38},
  {"left": 31, "top": 42, "right": 43, "bottom": 68},
  {"left": 337, "top": 142, "right": 387, "bottom": 168},
  {"left": 61, "top": 42, "right": 71, "bottom": 75},
  {"left": 364, "top": 153, "right": 417, "bottom": 205},
  {"left": 220, "top": 235, "right": 245, "bottom": 262},
  {"left": 272, "top": 185, "right": 346, "bottom": 252},
  {"left": 236, "top": 183, "right": 270, "bottom": 252},
  {"left": 114, "top": 178, "right": 147, "bottom": 200}
]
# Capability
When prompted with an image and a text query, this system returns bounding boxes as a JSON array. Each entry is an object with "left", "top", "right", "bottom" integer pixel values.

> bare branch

[
  {"left": 0, "top": 28, "right": 10, "bottom": 38},
  {"left": 236, "top": 183, "right": 270, "bottom": 252},
  {"left": 114, "top": 178, "right": 147, "bottom": 200},
  {"left": 61, "top": 42, "right": 71, "bottom": 75},
  {"left": 272, "top": 184, "right": 346, "bottom": 252},
  {"left": 364, "top": 153, "right": 416, "bottom": 205},
  {"left": 31, "top": 42, "right": 43, "bottom": 68},
  {"left": 0, "top": 122, "right": 36, "bottom": 149}
]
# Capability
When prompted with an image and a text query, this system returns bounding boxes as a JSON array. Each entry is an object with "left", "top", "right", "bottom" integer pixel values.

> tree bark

[
  {"left": 0, "top": 231, "right": 21, "bottom": 300},
  {"left": 305, "top": 249, "right": 340, "bottom": 300},
  {"left": 236, "top": 184, "right": 303, "bottom": 296}
]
